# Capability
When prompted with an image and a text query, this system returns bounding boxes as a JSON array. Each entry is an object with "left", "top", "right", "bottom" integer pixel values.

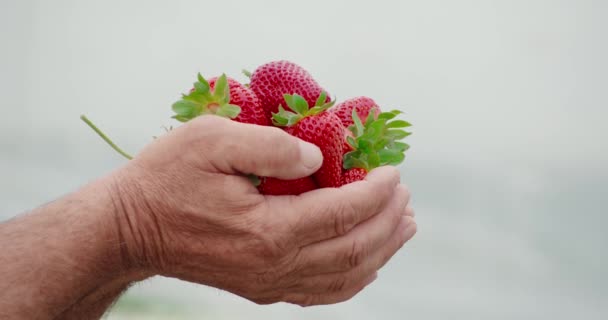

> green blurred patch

[{"left": 107, "top": 293, "right": 201, "bottom": 319}]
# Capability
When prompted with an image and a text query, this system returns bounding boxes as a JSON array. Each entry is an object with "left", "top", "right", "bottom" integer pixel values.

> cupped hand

[{"left": 110, "top": 115, "right": 416, "bottom": 306}]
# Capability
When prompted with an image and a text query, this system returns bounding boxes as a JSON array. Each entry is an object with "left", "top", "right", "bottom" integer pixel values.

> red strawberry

[
  {"left": 257, "top": 176, "right": 317, "bottom": 195},
  {"left": 172, "top": 74, "right": 268, "bottom": 125},
  {"left": 208, "top": 77, "right": 268, "bottom": 125},
  {"left": 330, "top": 96, "right": 381, "bottom": 128},
  {"left": 342, "top": 168, "right": 367, "bottom": 185},
  {"left": 273, "top": 93, "right": 344, "bottom": 188},
  {"left": 250, "top": 60, "right": 330, "bottom": 120}
]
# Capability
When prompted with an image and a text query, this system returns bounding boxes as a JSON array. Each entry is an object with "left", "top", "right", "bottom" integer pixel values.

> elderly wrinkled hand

[{"left": 111, "top": 115, "right": 417, "bottom": 306}]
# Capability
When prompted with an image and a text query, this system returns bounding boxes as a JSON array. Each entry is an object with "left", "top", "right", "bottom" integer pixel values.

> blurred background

[{"left": 1, "top": 0, "right": 607, "bottom": 319}]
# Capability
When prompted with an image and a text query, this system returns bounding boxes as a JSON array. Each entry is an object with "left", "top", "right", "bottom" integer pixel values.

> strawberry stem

[{"left": 80, "top": 115, "right": 133, "bottom": 160}]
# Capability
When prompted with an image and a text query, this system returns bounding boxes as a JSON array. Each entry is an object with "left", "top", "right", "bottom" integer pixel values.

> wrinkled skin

[{"left": 112, "top": 115, "right": 417, "bottom": 306}]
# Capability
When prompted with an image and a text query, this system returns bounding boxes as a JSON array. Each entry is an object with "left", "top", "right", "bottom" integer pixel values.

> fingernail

[{"left": 299, "top": 140, "right": 323, "bottom": 170}]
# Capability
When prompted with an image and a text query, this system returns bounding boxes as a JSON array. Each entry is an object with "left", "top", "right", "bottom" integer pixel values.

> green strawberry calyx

[
  {"left": 272, "top": 92, "right": 334, "bottom": 127},
  {"left": 171, "top": 73, "right": 241, "bottom": 122},
  {"left": 343, "top": 109, "right": 412, "bottom": 171}
]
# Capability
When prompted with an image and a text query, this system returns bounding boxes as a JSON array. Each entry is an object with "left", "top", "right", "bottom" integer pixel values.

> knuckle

[
  {"left": 333, "top": 200, "right": 357, "bottom": 236},
  {"left": 328, "top": 276, "right": 348, "bottom": 293},
  {"left": 386, "top": 166, "right": 401, "bottom": 183},
  {"left": 346, "top": 239, "right": 366, "bottom": 269},
  {"left": 396, "top": 184, "right": 411, "bottom": 204},
  {"left": 401, "top": 220, "right": 417, "bottom": 246},
  {"left": 389, "top": 202, "right": 404, "bottom": 226},
  {"left": 333, "top": 208, "right": 347, "bottom": 236},
  {"left": 190, "top": 115, "right": 227, "bottom": 135},
  {"left": 406, "top": 206, "right": 415, "bottom": 217}
]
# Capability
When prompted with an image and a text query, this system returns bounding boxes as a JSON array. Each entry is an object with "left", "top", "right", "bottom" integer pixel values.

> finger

[
  {"left": 189, "top": 116, "right": 323, "bottom": 179},
  {"left": 376, "top": 215, "right": 417, "bottom": 270},
  {"left": 291, "top": 216, "right": 416, "bottom": 295},
  {"left": 284, "top": 272, "right": 378, "bottom": 307},
  {"left": 267, "top": 166, "right": 401, "bottom": 246},
  {"left": 405, "top": 205, "right": 415, "bottom": 217},
  {"left": 295, "top": 184, "right": 410, "bottom": 275}
]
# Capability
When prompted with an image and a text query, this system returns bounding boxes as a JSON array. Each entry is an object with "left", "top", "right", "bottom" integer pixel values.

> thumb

[{"left": 198, "top": 116, "right": 323, "bottom": 179}]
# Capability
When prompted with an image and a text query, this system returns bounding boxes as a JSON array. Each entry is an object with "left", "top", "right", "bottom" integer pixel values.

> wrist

[
  {"left": 80, "top": 172, "right": 153, "bottom": 282},
  {"left": 105, "top": 165, "right": 166, "bottom": 276}
]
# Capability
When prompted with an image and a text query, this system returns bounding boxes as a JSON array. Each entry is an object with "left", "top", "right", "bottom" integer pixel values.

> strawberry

[
  {"left": 250, "top": 60, "right": 330, "bottom": 120},
  {"left": 273, "top": 93, "right": 344, "bottom": 188},
  {"left": 208, "top": 77, "right": 268, "bottom": 125},
  {"left": 172, "top": 74, "right": 268, "bottom": 125},
  {"left": 257, "top": 176, "right": 317, "bottom": 195},
  {"left": 342, "top": 168, "right": 368, "bottom": 184},
  {"left": 341, "top": 109, "right": 412, "bottom": 184},
  {"left": 330, "top": 96, "right": 381, "bottom": 128}
]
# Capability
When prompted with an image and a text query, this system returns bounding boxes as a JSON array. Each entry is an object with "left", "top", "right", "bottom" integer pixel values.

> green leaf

[
  {"left": 368, "top": 152, "right": 380, "bottom": 168},
  {"left": 392, "top": 141, "right": 410, "bottom": 152},
  {"left": 282, "top": 94, "right": 296, "bottom": 112},
  {"left": 352, "top": 110, "right": 365, "bottom": 137},
  {"left": 365, "top": 109, "right": 377, "bottom": 125},
  {"left": 386, "top": 129, "right": 410, "bottom": 140},
  {"left": 272, "top": 105, "right": 293, "bottom": 126},
  {"left": 347, "top": 136, "right": 357, "bottom": 148},
  {"left": 343, "top": 151, "right": 368, "bottom": 170},
  {"left": 286, "top": 114, "right": 301, "bottom": 126},
  {"left": 213, "top": 74, "right": 230, "bottom": 103},
  {"left": 386, "top": 120, "right": 412, "bottom": 128},
  {"left": 368, "top": 119, "right": 387, "bottom": 139},
  {"left": 315, "top": 91, "right": 327, "bottom": 107},
  {"left": 216, "top": 104, "right": 241, "bottom": 119},
  {"left": 377, "top": 112, "right": 397, "bottom": 121},
  {"left": 272, "top": 115, "right": 289, "bottom": 126},
  {"left": 172, "top": 114, "right": 191, "bottom": 122},
  {"left": 286, "top": 94, "right": 309, "bottom": 114},
  {"left": 358, "top": 138, "right": 373, "bottom": 153},
  {"left": 194, "top": 81, "right": 209, "bottom": 94},
  {"left": 374, "top": 137, "right": 389, "bottom": 150},
  {"left": 388, "top": 152, "right": 405, "bottom": 165},
  {"left": 308, "top": 106, "right": 324, "bottom": 115},
  {"left": 184, "top": 91, "right": 206, "bottom": 103},
  {"left": 378, "top": 149, "right": 401, "bottom": 164},
  {"left": 172, "top": 100, "right": 198, "bottom": 116},
  {"left": 242, "top": 69, "right": 252, "bottom": 79},
  {"left": 196, "top": 73, "right": 210, "bottom": 93}
]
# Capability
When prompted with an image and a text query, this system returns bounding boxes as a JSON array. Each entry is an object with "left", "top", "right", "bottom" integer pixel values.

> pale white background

[{"left": 1, "top": 0, "right": 607, "bottom": 319}]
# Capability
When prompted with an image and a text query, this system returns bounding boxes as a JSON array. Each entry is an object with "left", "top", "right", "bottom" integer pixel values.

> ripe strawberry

[
  {"left": 250, "top": 60, "right": 330, "bottom": 120},
  {"left": 273, "top": 93, "right": 344, "bottom": 188},
  {"left": 172, "top": 74, "right": 268, "bottom": 125},
  {"left": 257, "top": 176, "right": 317, "bottom": 195},
  {"left": 342, "top": 168, "right": 367, "bottom": 184},
  {"left": 330, "top": 96, "right": 381, "bottom": 128},
  {"left": 208, "top": 77, "right": 268, "bottom": 125}
]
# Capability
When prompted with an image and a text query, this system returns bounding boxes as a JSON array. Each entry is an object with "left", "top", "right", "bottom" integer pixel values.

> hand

[{"left": 110, "top": 115, "right": 416, "bottom": 306}]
